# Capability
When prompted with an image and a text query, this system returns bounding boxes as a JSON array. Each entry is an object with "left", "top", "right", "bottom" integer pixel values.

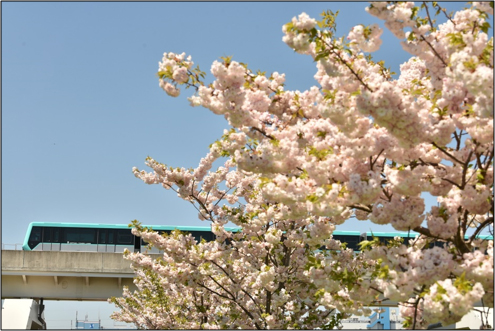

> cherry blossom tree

[{"left": 111, "top": 2, "right": 493, "bottom": 329}]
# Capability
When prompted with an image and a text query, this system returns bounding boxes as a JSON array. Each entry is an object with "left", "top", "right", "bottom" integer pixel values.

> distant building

[
  {"left": 72, "top": 314, "right": 101, "bottom": 330},
  {"left": 2, "top": 299, "right": 46, "bottom": 330},
  {"left": 71, "top": 313, "right": 136, "bottom": 330},
  {"left": 367, "top": 308, "right": 403, "bottom": 330},
  {"left": 340, "top": 307, "right": 488, "bottom": 330},
  {"left": 455, "top": 309, "right": 493, "bottom": 330},
  {"left": 339, "top": 315, "right": 371, "bottom": 329},
  {"left": 340, "top": 307, "right": 405, "bottom": 330}
]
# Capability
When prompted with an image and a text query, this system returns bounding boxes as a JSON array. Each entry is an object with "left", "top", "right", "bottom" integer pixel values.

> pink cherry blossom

[{"left": 113, "top": 3, "right": 493, "bottom": 329}]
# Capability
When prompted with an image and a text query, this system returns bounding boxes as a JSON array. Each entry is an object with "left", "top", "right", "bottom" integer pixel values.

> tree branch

[
  {"left": 468, "top": 217, "right": 494, "bottom": 243},
  {"left": 320, "top": 38, "right": 374, "bottom": 93},
  {"left": 251, "top": 126, "right": 275, "bottom": 140},
  {"left": 460, "top": 150, "right": 474, "bottom": 189},
  {"left": 441, "top": 177, "right": 461, "bottom": 189},
  {"left": 423, "top": 2, "right": 435, "bottom": 28},
  {"left": 370, "top": 149, "right": 385, "bottom": 171},
  {"left": 350, "top": 204, "right": 373, "bottom": 213},
  {"left": 420, "top": 35, "right": 448, "bottom": 67},
  {"left": 196, "top": 281, "right": 263, "bottom": 329},
  {"left": 431, "top": 142, "right": 464, "bottom": 165}
]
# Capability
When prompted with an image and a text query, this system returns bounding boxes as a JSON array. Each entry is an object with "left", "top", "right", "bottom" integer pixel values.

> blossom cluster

[
  {"left": 422, "top": 277, "right": 485, "bottom": 326},
  {"left": 347, "top": 24, "right": 383, "bottom": 53},
  {"left": 157, "top": 52, "right": 194, "bottom": 97}
]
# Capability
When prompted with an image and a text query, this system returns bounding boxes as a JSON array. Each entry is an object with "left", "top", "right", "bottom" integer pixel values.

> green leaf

[
  {"left": 454, "top": 272, "right": 473, "bottom": 295},
  {"left": 477, "top": 171, "right": 485, "bottom": 183},
  {"left": 323, "top": 89, "right": 336, "bottom": 101},
  {"left": 258, "top": 177, "right": 271, "bottom": 188},
  {"left": 410, "top": 6, "right": 419, "bottom": 19},
  {"left": 378, "top": 264, "right": 389, "bottom": 279},
  {"left": 308, "top": 146, "right": 333, "bottom": 161},
  {"left": 463, "top": 59, "right": 478, "bottom": 72},
  {"left": 284, "top": 22, "right": 295, "bottom": 32},
  {"left": 447, "top": 32, "right": 467, "bottom": 48},
  {"left": 220, "top": 55, "right": 234, "bottom": 67},
  {"left": 358, "top": 236, "right": 380, "bottom": 251},
  {"left": 157, "top": 70, "right": 167, "bottom": 78},
  {"left": 306, "top": 193, "right": 319, "bottom": 203},
  {"left": 314, "top": 51, "right": 330, "bottom": 62},
  {"left": 358, "top": 240, "right": 373, "bottom": 251},
  {"left": 299, "top": 169, "right": 308, "bottom": 179},
  {"left": 407, "top": 31, "right": 416, "bottom": 41},
  {"left": 480, "top": 21, "right": 491, "bottom": 33}
]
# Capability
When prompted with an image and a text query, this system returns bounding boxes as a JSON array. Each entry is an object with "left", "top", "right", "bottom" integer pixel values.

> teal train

[{"left": 22, "top": 222, "right": 492, "bottom": 253}]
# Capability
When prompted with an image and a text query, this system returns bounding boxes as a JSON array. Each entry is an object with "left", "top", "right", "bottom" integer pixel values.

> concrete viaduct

[
  {"left": 1, "top": 250, "right": 161, "bottom": 301},
  {"left": 1, "top": 250, "right": 485, "bottom": 308},
  {"left": 3, "top": 250, "right": 489, "bottom": 330}
]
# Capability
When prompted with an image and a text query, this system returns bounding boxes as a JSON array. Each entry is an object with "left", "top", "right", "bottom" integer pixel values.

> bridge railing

[{"left": 2, "top": 243, "right": 23, "bottom": 250}]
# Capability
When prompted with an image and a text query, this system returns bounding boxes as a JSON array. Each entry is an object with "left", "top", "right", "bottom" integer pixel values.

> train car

[
  {"left": 328, "top": 230, "right": 492, "bottom": 251},
  {"left": 357, "top": 230, "right": 492, "bottom": 251},
  {"left": 22, "top": 222, "right": 492, "bottom": 253},
  {"left": 21, "top": 222, "right": 239, "bottom": 253},
  {"left": 325, "top": 230, "right": 417, "bottom": 251}
]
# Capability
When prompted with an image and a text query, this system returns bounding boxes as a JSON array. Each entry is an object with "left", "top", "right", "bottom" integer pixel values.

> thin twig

[
  {"left": 350, "top": 204, "right": 373, "bottom": 213},
  {"left": 371, "top": 149, "right": 385, "bottom": 170},
  {"left": 214, "top": 188, "right": 232, "bottom": 207},
  {"left": 441, "top": 177, "right": 461, "bottom": 189},
  {"left": 468, "top": 217, "right": 494, "bottom": 243},
  {"left": 453, "top": 130, "right": 461, "bottom": 151},
  {"left": 420, "top": 35, "right": 448, "bottom": 67},
  {"left": 461, "top": 150, "right": 474, "bottom": 189},
  {"left": 423, "top": 2, "right": 435, "bottom": 28},
  {"left": 412, "top": 286, "right": 426, "bottom": 329},
  {"left": 320, "top": 38, "right": 374, "bottom": 93},
  {"left": 251, "top": 127, "right": 275, "bottom": 140},
  {"left": 432, "top": 142, "right": 464, "bottom": 165}
]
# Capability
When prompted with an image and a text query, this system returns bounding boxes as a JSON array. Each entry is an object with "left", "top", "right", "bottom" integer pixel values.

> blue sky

[{"left": 2, "top": 1, "right": 468, "bottom": 328}]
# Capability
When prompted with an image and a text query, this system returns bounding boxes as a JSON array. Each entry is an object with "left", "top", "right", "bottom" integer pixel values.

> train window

[
  {"left": 64, "top": 228, "right": 97, "bottom": 244},
  {"left": 346, "top": 237, "right": 359, "bottom": 250},
  {"left": 28, "top": 227, "right": 42, "bottom": 249},
  {"left": 108, "top": 230, "right": 115, "bottom": 244},
  {"left": 43, "top": 228, "right": 52, "bottom": 243},
  {"left": 157, "top": 230, "right": 171, "bottom": 236},
  {"left": 200, "top": 231, "right": 214, "bottom": 242},
  {"left": 189, "top": 231, "right": 200, "bottom": 242},
  {"left": 117, "top": 229, "right": 132, "bottom": 244},
  {"left": 53, "top": 228, "right": 60, "bottom": 243},
  {"left": 30, "top": 227, "right": 42, "bottom": 241},
  {"left": 99, "top": 230, "right": 107, "bottom": 244},
  {"left": 177, "top": 231, "right": 214, "bottom": 243}
]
